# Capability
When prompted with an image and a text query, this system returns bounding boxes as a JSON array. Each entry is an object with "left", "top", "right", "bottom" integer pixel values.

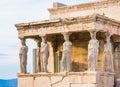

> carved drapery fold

[
  {"left": 61, "top": 32, "right": 72, "bottom": 72},
  {"left": 19, "top": 38, "right": 28, "bottom": 73},
  {"left": 40, "top": 35, "right": 50, "bottom": 72},
  {"left": 103, "top": 32, "right": 113, "bottom": 72},
  {"left": 34, "top": 39, "right": 41, "bottom": 73},
  {"left": 88, "top": 31, "right": 99, "bottom": 71}
]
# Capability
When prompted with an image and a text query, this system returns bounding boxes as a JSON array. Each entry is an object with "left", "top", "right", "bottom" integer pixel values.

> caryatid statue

[
  {"left": 35, "top": 40, "right": 41, "bottom": 73},
  {"left": 62, "top": 33, "right": 72, "bottom": 72},
  {"left": 40, "top": 35, "right": 49, "bottom": 72},
  {"left": 88, "top": 31, "right": 99, "bottom": 71},
  {"left": 103, "top": 32, "right": 113, "bottom": 72},
  {"left": 19, "top": 38, "right": 28, "bottom": 73}
]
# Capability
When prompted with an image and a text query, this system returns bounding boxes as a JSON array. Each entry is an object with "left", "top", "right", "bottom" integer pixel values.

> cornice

[
  {"left": 15, "top": 14, "right": 120, "bottom": 30},
  {"left": 15, "top": 15, "right": 94, "bottom": 30},
  {"left": 17, "top": 72, "right": 115, "bottom": 77},
  {"left": 95, "top": 14, "right": 120, "bottom": 27}
]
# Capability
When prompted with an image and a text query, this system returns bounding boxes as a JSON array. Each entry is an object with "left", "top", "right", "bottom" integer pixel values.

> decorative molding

[
  {"left": 48, "top": 0, "right": 120, "bottom": 15},
  {"left": 15, "top": 14, "right": 120, "bottom": 38}
]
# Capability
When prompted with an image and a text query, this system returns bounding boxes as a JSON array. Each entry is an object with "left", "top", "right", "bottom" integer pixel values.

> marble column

[
  {"left": 40, "top": 35, "right": 50, "bottom": 72},
  {"left": 35, "top": 39, "right": 41, "bottom": 73},
  {"left": 61, "top": 32, "right": 72, "bottom": 72},
  {"left": 103, "top": 32, "right": 113, "bottom": 72},
  {"left": 88, "top": 31, "right": 99, "bottom": 71},
  {"left": 19, "top": 38, "right": 28, "bottom": 73}
]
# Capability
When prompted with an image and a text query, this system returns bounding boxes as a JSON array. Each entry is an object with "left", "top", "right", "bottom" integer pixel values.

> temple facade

[{"left": 15, "top": 0, "right": 120, "bottom": 87}]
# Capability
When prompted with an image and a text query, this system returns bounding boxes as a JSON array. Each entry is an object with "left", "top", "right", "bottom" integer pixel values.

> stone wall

[
  {"left": 49, "top": 1, "right": 120, "bottom": 21},
  {"left": 18, "top": 72, "right": 114, "bottom": 87}
]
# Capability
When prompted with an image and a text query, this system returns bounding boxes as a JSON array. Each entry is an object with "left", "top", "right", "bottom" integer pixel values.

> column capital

[
  {"left": 19, "top": 37, "right": 25, "bottom": 40},
  {"left": 61, "top": 32, "right": 72, "bottom": 37},
  {"left": 34, "top": 39, "right": 41, "bottom": 47},
  {"left": 88, "top": 29, "right": 99, "bottom": 33},
  {"left": 19, "top": 38, "right": 27, "bottom": 46},
  {"left": 89, "top": 30, "right": 97, "bottom": 40},
  {"left": 61, "top": 32, "right": 72, "bottom": 42},
  {"left": 39, "top": 34, "right": 47, "bottom": 37},
  {"left": 104, "top": 32, "right": 112, "bottom": 43},
  {"left": 104, "top": 32, "right": 112, "bottom": 37}
]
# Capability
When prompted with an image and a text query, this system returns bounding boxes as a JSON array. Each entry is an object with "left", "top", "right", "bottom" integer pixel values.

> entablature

[{"left": 15, "top": 14, "right": 120, "bottom": 38}]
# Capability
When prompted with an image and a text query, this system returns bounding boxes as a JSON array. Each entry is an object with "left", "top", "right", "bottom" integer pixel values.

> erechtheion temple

[{"left": 15, "top": 0, "right": 120, "bottom": 87}]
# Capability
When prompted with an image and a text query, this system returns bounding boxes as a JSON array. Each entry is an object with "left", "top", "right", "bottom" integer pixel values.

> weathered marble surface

[
  {"left": 103, "top": 32, "right": 113, "bottom": 72},
  {"left": 18, "top": 72, "right": 114, "bottom": 87},
  {"left": 40, "top": 36, "right": 50, "bottom": 72},
  {"left": 15, "top": 0, "right": 120, "bottom": 87},
  {"left": 88, "top": 31, "right": 99, "bottom": 71},
  {"left": 62, "top": 33, "right": 72, "bottom": 72},
  {"left": 35, "top": 40, "right": 41, "bottom": 73},
  {"left": 19, "top": 38, "right": 28, "bottom": 73},
  {"left": 15, "top": 14, "right": 120, "bottom": 38}
]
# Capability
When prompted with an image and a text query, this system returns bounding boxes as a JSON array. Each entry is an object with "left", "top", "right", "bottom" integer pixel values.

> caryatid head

[
  {"left": 90, "top": 31, "right": 97, "bottom": 39},
  {"left": 63, "top": 33, "right": 70, "bottom": 41},
  {"left": 105, "top": 32, "right": 111, "bottom": 42},
  {"left": 41, "top": 35, "right": 47, "bottom": 43},
  {"left": 20, "top": 38, "right": 26, "bottom": 46}
]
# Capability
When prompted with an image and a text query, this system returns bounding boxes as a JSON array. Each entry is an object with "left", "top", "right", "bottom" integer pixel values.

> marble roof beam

[{"left": 15, "top": 14, "right": 120, "bottom": 39}]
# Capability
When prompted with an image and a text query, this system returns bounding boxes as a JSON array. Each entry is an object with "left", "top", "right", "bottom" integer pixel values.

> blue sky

[{"left": 0, "top": 0, "right": 97, "bottom": 79}]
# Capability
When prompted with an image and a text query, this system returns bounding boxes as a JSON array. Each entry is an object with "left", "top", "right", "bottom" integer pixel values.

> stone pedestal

[{"left": 18, "top": 72, "right": 114, "bottom": 87}]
